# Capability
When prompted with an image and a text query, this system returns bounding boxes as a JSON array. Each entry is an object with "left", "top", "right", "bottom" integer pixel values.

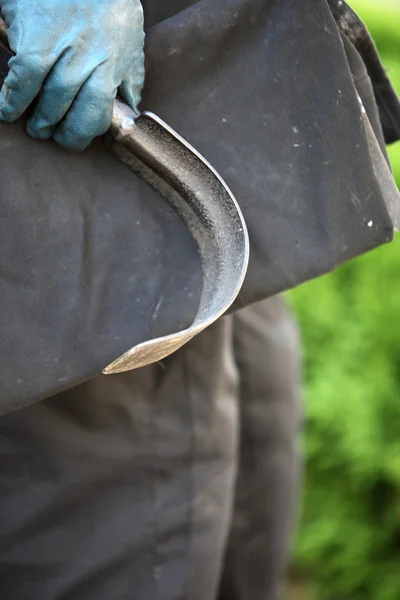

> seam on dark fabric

[
  {"left": 182, "top": 346, "right": 196, "bottom": 600},
  {"left": 227, "top": 316, "right": 243, "bottom": 597},
  {"left": 148, "top": 382, "right": 162, "bottom": 600},
  {"left": 353, "top": 73, "right": 371, "bottom": 86},
  {"left": 351, "top": 71, "right": 398, "bottom": 149}
]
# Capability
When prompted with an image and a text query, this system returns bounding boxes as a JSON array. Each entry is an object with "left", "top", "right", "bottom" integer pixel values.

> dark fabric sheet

[{"left": 0, "top": 0, "right": 399, "bottom": 408}]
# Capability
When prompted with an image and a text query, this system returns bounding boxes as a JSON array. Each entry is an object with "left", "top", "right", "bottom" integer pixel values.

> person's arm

[{"left": 0, "top": 0, "right": 145, "bottom": 151}]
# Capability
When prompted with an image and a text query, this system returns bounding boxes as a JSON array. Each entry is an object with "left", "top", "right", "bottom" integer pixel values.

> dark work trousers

[
  {"left": 0, "top": 297, "right": 301, "bottom": 600},
  {"left": 219, "top": 298, "right": 301, "bottom": 600}
]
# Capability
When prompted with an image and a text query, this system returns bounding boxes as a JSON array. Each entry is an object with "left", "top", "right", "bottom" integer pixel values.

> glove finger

[
  {"left": 0, "top": 51, "right": 54, "bottom": 122},
  {"left": 27, "top": 51, "right": 100, "bottom": 140},
  {"left": 119, "top": 59, "right": 145, "bottom": 114},
  {"left": 53, "top": 64, "right": 117, "bottom": 152}
]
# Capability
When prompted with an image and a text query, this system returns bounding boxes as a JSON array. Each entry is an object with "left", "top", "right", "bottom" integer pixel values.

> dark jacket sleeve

[
  {"left": 1, "top": 0, "right": 399, "bottom": 411},
  {"left": 328, "top": 0, "right": 400, "bottom": 146}
]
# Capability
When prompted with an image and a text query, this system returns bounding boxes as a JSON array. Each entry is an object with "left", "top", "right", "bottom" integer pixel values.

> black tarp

[{"left": 0, "top": 0, "right": 399, "bottom": 408}]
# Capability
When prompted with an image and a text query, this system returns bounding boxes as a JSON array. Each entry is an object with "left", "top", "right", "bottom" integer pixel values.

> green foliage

[{"left": 288, "top": 2, "right": 400, "bottom": 598}]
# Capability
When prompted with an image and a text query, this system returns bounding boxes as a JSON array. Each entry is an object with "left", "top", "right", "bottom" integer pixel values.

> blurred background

[{"left": 287, "top": 1, "right": 400, "bottom": 599}]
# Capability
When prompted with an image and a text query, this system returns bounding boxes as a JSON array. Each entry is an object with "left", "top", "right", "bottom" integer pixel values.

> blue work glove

[{"left": 0, "top": 0, "right": 145, "bottom": 151}]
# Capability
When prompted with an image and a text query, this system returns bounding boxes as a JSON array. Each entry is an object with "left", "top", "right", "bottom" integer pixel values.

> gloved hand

[{"left": 0, "top": 0, "right": 145, "bottom": 151}]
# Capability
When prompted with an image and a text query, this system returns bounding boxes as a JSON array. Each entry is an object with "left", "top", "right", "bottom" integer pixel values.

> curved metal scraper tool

[{"left": 0, "top": 19, "right": 249, "bottom": 373}]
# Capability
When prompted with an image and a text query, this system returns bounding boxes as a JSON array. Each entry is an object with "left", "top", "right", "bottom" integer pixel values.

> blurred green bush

[{"left": 288, "top": 2, "right": 400, "bottom": 599}]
